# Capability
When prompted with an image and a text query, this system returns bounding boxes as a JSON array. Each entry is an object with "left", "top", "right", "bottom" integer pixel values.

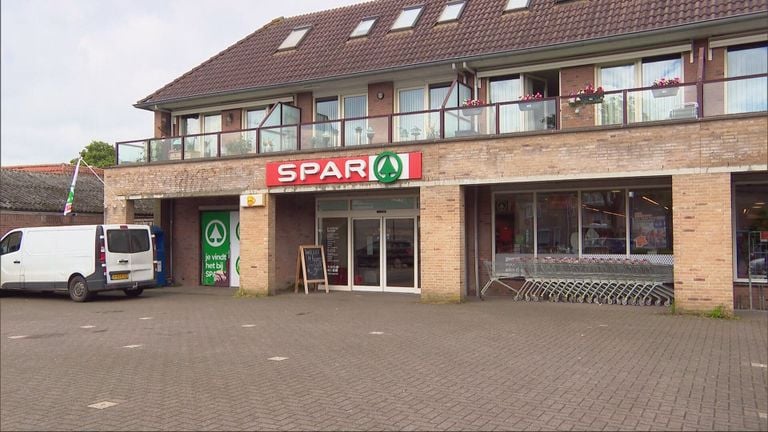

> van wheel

[
  {"left": 123, "top": 288, "right": 143, "bottom": 298},
  {"left": 68, "top": 276, "right": 90, "bottom": 302}
]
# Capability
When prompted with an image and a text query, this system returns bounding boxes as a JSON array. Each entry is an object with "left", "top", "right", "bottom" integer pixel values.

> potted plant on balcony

[
  {"left": 651, "top": 77, "right": 681, "bottom": 98},
  {"left": 568, "top": 83, "right": 604, "bottom": 106},
  {"left": 519, "top": 92, "right": 544, "bottom": 111},
  {"left": 461, "top": 98, "right": 485, "bottom": 116}
]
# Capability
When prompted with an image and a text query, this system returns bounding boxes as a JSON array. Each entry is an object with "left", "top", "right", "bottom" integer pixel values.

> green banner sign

[{"left": 201, "top": 211, "right": 230, "bottom": 286}]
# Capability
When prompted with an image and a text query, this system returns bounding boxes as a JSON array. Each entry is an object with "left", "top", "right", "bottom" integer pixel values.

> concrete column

[
  {"left": 239, "top": 194, "right": 276, "bottom": 295},
  {"left": 420, "top": 185, "right": 465, "bottom": 303},
  {"left": 672, "top": 173, "right": 733, "bottom": 311}
]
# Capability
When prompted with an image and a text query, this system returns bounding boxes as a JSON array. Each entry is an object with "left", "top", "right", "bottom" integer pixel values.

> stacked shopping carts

[{"left": 482, "top": 257, "right": 674, "bottom": 306}]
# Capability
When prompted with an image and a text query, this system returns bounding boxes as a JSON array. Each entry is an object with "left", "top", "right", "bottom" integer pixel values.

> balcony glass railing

[{"left": 115, "top": 74, "right": 767, "bottom": 165}]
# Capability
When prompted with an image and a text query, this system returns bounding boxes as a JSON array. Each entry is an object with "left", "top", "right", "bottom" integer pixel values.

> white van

[{"left": 0, "top": 224, "right": 156, "bottom": 302}]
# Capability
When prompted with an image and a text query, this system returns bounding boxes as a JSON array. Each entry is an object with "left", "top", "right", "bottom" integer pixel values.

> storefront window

[
  {"left": 537, "top": 192, "right": 578, "bottom": 255},
  {"left": 629, "top": 188, "right": 673, "bottom": 254},
  {"left": 581, "top": 190, "right": 626, "bottom": 254},
  {"left": 494, "top": 193, "right": 534, "bottom": 271},
  {"left": 734, "top": 183, "right": 768, "bottom": 280}
]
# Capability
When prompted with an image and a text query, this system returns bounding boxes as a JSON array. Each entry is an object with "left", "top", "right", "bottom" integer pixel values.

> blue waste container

[{"left": 151, "top": 225, "right": 168, "bottom": 287}]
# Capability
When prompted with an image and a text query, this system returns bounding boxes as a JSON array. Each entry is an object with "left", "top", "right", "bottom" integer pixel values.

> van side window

[
  {"left": 107, "top": 229, "right": 150, "bottom": 253},
  {"left": 0, "top": 232, "right": 22, "bottom": 255},
  {"left": 107, "top": 231, "right": 131, "bottom": 253}
]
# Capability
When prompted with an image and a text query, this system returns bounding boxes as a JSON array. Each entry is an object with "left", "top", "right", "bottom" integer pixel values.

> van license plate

[{"left": 111, "top": 273, "right": 129, "bottom": 281}]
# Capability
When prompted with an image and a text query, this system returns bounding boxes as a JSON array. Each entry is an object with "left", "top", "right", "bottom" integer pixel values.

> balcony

[{"left": 116, "top": 74, "right": 767, "bottom": 165}]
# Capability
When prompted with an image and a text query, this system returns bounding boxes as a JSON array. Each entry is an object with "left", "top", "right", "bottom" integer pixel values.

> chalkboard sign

[{"left": 295, "top": 245, "right": 329, "bottom": 294}]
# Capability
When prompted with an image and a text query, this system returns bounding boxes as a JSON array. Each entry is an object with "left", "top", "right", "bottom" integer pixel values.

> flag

[{"left": 63, "top": 159, "right": 81, "bottom": 215}]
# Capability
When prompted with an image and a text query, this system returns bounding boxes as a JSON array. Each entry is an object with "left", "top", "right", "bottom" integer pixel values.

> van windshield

[
  {"left": 0, "top": 232, "right": 22, "bottom": 255},
  {"left": 107, "top": 229, "right": 150, "bottom": 253}
]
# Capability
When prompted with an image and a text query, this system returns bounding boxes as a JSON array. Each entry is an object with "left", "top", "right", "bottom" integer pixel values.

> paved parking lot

[{"left": 1, "top": 286, "right": 767, "bottom": 431}]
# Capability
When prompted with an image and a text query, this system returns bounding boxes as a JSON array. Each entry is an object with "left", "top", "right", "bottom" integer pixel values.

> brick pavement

[{"left": 1, "top": 286, "right": 766, "bottom": 431}]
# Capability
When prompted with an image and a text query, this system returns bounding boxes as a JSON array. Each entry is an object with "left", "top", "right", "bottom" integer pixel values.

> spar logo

[
  {"left": 266, "top": 151, "right": 421, "bottom": 187},
  {"left": 372, "top": 151, "right": 402, "bottom": 183}
]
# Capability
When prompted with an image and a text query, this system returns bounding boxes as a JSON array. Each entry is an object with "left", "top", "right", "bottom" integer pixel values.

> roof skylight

[
  {"left": 351, "top": 17, "right": 377, "bottom": 38},
  {"left": 438, "top": 1, "right": 466, "bottom": 23},
  {"left": 505, "top": 0, "right": 530, "bottom": 10},
  {"left": 278, "top": 27, "right": 311, "bottom": 50},
  {"left": 391, "top": 6, "right": 424, "bottom": 30}
]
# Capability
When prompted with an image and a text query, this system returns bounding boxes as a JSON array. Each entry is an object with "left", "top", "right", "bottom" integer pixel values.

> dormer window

[
  {"left": 391, "top": 6, "right": 424, "bottom": 30},
  {"left": 505, "top": 0, "right": 530, "bottom": 10},
  {"left": 350, "top": 17, "right": 377, "bottom": 38},
  {"left": 438, "top": 1, "right": 466, "bottom": 23},
  {"left": 277, "top": 26, "right": 311, "bottom": 50}
]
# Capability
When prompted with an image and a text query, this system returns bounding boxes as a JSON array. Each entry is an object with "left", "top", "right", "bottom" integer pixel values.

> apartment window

[
  {"left": 343, "top": 95, "right": 368, "bottom": 146},
  {"left": 278, "top": 27, "right": 311, "bottom": 50},
  {"left": 245, "top": 108, "right": 267, "bottom": 129},
  {"left": 315, "top": 97, "right": 339, "bottom": 147},
  {"left": 726, "top": 43, "right": 767, "bottom": 114},
  {"left": 599, "top": 55, "right": 683, "bottom": 124},
  {"left": 391, "top": 6, "right": 424, "bottom": 30},
  {"left": 505, "top": 0, "right": 530, "bottom": 10},
  {"left": 350, "top": 17, "right": 377, "bottom": 38},
  {"left": 179, "top": 113, "right": 220, "bottom": 158},
  {"left": 438, "top": 1, "right": 466, "bottom": 23},
  {"left": 490, "top": 75, "right": 522, "bottom": 132}
]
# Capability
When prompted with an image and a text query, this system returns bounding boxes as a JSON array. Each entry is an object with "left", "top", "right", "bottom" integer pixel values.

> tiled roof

[
  {"left": 5, "top": 163, "right": 104, "bottom": 177},
  {"left": 0, "top": 168, "right": 152, "bottom": 215},
  {"left": 138, "top": 0, "right": 767, "bottom": 106}
]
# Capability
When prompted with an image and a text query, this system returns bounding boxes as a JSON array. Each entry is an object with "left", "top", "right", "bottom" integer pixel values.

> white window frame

[
  {"left": 350, "top": 17, "right": 378, "bottom": 38},
  {"left": 437, "top": 0, "right": 467, "bottom": 23},
  {"left": 504, "top": 0, "right": 530, "bottom": 11},
  {"left": 277, "top": 26, "right": 311, "bottom": 51},
  {"left": 391, "top": 5, "right": 424, "bottom": 31}
]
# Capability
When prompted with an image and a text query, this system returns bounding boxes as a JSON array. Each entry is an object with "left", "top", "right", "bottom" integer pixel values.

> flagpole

[{"left": 63, "top": 158, "right": 82, "bottom": 215}]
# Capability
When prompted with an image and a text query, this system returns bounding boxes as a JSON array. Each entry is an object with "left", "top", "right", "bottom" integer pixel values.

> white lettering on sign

[
  {"left": 319, "top": 161, "right": 343, "bottom": 180},
  {"left": 277, "top": 163, "right": 297, "bottom": 182},
  {"left": 299, "top": 162, "right": 321, "bottom": 181},
  {"left": 346, "top": 160, "right": 366, "bottom": 179}
]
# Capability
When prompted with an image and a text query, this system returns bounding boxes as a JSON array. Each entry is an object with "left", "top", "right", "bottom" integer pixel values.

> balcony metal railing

[{"left": 115, "top": 74, "right": 767, "bottom": 165}]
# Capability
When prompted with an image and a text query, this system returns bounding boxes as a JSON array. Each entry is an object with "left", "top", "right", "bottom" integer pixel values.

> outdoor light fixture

[{"left": 376, "top": 92, "right": 385, "bottom": 100}]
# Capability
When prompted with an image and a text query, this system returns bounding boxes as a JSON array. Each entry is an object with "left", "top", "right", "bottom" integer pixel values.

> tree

[{"left": 71, "top": 140, "right": 115, "bottom": 168}]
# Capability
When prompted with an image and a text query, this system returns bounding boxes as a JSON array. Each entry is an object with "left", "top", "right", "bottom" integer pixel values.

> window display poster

[
  {"left": 325, "top": 225, "right": 340, "bottom": 276},
  {"left": 633, "top": 212, "right": 667, "bottom": 249},
  {"left": 201, "top": 211, "right": 231, "bottom": 286}
]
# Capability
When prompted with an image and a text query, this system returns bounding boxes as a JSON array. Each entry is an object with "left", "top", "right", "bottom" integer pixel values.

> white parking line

[
  {"left": 122, "top": 344, "right": 143, "bottom": 349},
  {"left": 138, "top": 317, "right": 153, "bottom": 320},
  {"left": 8, "top": 335, "right": 27, "bottom": 339},
  {"left": 241, "top": 324, "right": 256, "bottom": 328},
  {"left": 268, "top": 356, "right": 288, "bottom": 361},
  {"left": 751, "top": 362, "right": 767, "bottom": 368},
  {"left": 80, "top": 325, "right": 96, "bottom": 329},
  {"left": 88, "top": 401, "right": 118, "bottom": 409},
  {"left": 368, "top": 331, "right": 384, "bottom": 335}
]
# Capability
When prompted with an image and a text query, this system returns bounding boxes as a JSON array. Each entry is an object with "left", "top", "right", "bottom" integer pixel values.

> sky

[{"left": 0, "top": 0, "right": 367, "bottom": 166}]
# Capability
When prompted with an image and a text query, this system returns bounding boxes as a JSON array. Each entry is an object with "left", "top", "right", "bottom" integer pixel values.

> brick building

[
  {"left": 107, "top": 0, "right": 767, "bottom": 310},
  {"left": 1, "top": 164, "right": 153, "bottom": 236}
]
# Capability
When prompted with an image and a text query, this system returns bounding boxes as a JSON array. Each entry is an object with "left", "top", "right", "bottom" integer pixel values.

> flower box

[
  {"left": 461, "top": 107, "right": 483, "bottom": 116},
  {"left": 651, "top": 87, "right": 679, "bottom": 98},
  {"left": 568, "top": 94, "right": 604, "bottom": 107},
  {"left": 519, "top": 102, "right": 541, "bottom": 112}
]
